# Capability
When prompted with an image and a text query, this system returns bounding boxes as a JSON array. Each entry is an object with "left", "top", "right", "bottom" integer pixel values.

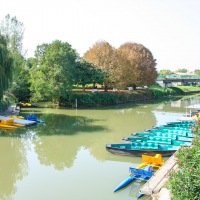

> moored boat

[
  {"left": 106, "top": 142, "right": 180, "bottom": 157},
  {"left": 16, "top": 102, "right": 38, "bottom": 108},
  {"left": 144, "top": 129, "right": 194, "bottom": 137},
  {"left": 0, "top": 119, "right": 24, "bottom": 129},
  {"left": 136, "top": 154, "right": 165, "bottom": 169},
  {"left": 123, "top": 135, "right": 193, "bottom": 144},
  {"left": 146, "top": 128, "right": 192, "bottom": 133},
  {"left": 131, "top": 131, "right": 194, "bottom": 138},
  {"left": 114, "top": 166, "right": 153, "bottom": 192},
  {"left": 25, "top": 115, "right": 45, "bottom": 123},
  {"left": 155, "top": 123, "right": 195, "bottom": 128},
  {"left": 167, "top": 121, "right": 195, "bottom": 125},
  {"left": 152, "top": 126, "right": 192, "bottom": 131}
]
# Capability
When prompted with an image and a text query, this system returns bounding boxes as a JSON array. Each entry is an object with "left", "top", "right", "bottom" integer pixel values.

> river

[{"left": 0, "top": 95, "right": 199, "bottom": 200}]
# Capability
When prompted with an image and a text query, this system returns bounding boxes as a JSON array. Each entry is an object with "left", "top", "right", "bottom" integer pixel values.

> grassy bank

[{"left": 59, "top": 85, "right": 200, "bottom": 107}]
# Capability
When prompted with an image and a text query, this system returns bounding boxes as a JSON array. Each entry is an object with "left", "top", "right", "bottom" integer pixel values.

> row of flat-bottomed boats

[{"left": 106, "top": 120, "right": 196, "bottom": 157}]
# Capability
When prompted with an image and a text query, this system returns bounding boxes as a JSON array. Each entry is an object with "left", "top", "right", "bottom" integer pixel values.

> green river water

[{"left": 0, "top": 96, "right": 200, "bottom": 200}]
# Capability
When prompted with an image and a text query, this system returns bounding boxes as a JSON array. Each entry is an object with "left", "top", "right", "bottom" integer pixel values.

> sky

[{"left": 0, "top": 0, "right": 200, "bottom": 71}]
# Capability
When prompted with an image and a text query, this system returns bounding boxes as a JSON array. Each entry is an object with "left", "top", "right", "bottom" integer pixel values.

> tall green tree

[
  {"left": 0, "top": 14, "right": 24, "bottom": 56},
  {"left": 30, "top": 40, "right": 78, "bottom": 102},
  {"left": 72, "top": 60, "right": 105, "bottom": 91},
  {"left": 9, "top": 58, "right": 31, "bottom": 101},
  {"left": 0, "top": 14, "right": 29, "bottom": 101},
  {"left": 0, "top": 34, "right": 13, "bottom": 100}
]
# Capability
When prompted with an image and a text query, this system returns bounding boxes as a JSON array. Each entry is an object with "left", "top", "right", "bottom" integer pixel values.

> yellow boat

[
  {"left": 137, "top": 154, "right": 165, "bottom": 169},
  {"left": 0, "top": 119, "right": 24, "bottom": 128},
  {"left": 0, "top": 124, "right": 17, "bottom": 129},
  {"left": 9, "top": 115, "right": 24, "bottom": 119}
]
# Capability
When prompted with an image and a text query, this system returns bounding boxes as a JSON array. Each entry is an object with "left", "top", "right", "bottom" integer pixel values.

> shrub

[{"left": 168, "top": 133, "right": 200, "bottom": 200}]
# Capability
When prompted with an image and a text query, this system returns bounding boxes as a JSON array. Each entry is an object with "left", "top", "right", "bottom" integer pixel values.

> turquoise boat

[
  {"left": 105, "top": 142, "right": 180, "bottom": 157},
  {"left": 132, "top": 130, "right": 194, "bottom": 138},
  {"left": 131, "top": 132, "right": 193, "bottom": 141},
  {"left": 146, "top": 128, "right": 192, "bottom": 133},
  {"left": 157, "top": 123, "right": 195, "bottom": 128},
  {"left": 152, "top": 126, "right": 192, "bottom": 131},
  {"left": 124, "top": 133, "right": 193, "bottom": 142},
  {"left": 145, "top": 129, "right": 194, "bottom": 137},
  {"left": 167, "top": 120, "right": 195, "bottom": 125},
  {"left": 123, "top": 135, "right": 192, "bottom": 146}
]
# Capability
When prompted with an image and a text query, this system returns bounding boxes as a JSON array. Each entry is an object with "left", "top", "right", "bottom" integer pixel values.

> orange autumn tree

[
  {"left": 83, "top": 41, "right": 118, "bottom": 91},
  {"left": 116, "top": 42, "right": 158, "bottom": 89}
]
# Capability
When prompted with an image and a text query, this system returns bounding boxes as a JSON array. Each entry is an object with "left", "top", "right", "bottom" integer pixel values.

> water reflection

[
  {"left": 0, "top": 96, "right": 200, "bottom": 200},
  {"left": 33, "top": 136, "right": 79, "bottom": 170},
  {"left": 0, "top": 137, "right": 28, "bottom": 200}
]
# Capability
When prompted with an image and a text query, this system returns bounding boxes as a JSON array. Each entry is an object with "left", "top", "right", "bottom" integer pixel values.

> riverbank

[
  {"left": 59, "top": 85, "right": 200, "bottom": 108},
  {"left": 0, "top": 105, "right": 20, "bottom": 116}
]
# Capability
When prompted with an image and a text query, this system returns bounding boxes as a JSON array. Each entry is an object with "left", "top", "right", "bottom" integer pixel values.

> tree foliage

[
  {"left": 0, "top": 14, "right": 24, "bottom": 56},
  {"left": 0, "top": 14, "right": 28, "bottom": 101},
  {"left": 83, "top": 41, "right": 117, "bottom": 90},
  {"left": 116, "top": 42, "right": 157, "bottom": 89},
  {"left": 169, "top": 135, "right": 200, "bottom": 200},
  {"left": 30, "top": 40, "right": 78, "bottom": 101},
  {"left": 8, "top": 58, "right": 31, "bottom": 101},
  {"left": 72, "top": 60, "right": 105, "bottom": 91},
  {"left": 159, "top": 69, "right": 172, "bottom": 76},
  {"left": 0, "top": 34, "right": 13, "bottom": 100},
  {"left": 84, "top": 41, "right": 157, "bottom": 90},
  {"left": 175, "top": 68, "right": 188, "bottom": 73},
  {"left": 194, "top": 69, "right": 200, "bottom": 75}
]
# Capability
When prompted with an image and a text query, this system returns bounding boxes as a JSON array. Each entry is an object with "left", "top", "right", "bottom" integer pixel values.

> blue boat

[
  {"left": 114, "top": 166, "right": 153, "bottom": 192},
  {"left": 25, "top": 115, "right": 46, "bottom": 123}
]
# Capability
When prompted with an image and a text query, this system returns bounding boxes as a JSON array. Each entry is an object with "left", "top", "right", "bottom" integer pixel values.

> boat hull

[
  {"left": 106, "top": 145, "right": 177, "bottom": 157},
  {"left": 114, "top": 176, "right": 136, "bottom": 192}
]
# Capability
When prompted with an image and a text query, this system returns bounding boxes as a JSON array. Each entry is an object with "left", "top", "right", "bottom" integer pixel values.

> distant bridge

[{"left": 156, "top": 74, "right": 200, "bottom": 88}]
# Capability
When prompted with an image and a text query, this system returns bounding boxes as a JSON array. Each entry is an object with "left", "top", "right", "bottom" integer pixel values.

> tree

[
  {"left": 83, "top": 41, "right": 117, "bottom": 91},
  {"left": 0, "top": 14, "right": 28, "bottom": 101},
  {"left": 9, "top": 58, "right": 32, "bottom": 101},
  {"left": 159, "top": 69, "right": 172, "bottom": 76},
  {"left": 0, "top": 34, "right": 13, "bottom": 100},
  {"left": 0, "top": 14, "right": 25, "bottom": 56},
  {"left": 30, "top": 40, "right": 78, "bottom": 102},
  {"left": 116, "top": 42, "right": 157, "bottom": 89},
  {"left": 72, "top": 60, "right": 105, "bottom": 91},
  {"left": 176, "top": 68, "right": 188, "bottom": 73},
  {"left": 194, "top": 69, "right": 200, "bottom": 75}
]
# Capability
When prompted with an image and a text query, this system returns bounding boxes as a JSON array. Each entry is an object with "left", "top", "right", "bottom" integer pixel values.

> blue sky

[{"left": 1, "top": 0, "right": 200, "bottom": 71}]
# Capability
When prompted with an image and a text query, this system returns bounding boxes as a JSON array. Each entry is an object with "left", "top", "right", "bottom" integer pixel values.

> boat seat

[{"left": 147, "top": 143, "right": 159, "bottom": 149}]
